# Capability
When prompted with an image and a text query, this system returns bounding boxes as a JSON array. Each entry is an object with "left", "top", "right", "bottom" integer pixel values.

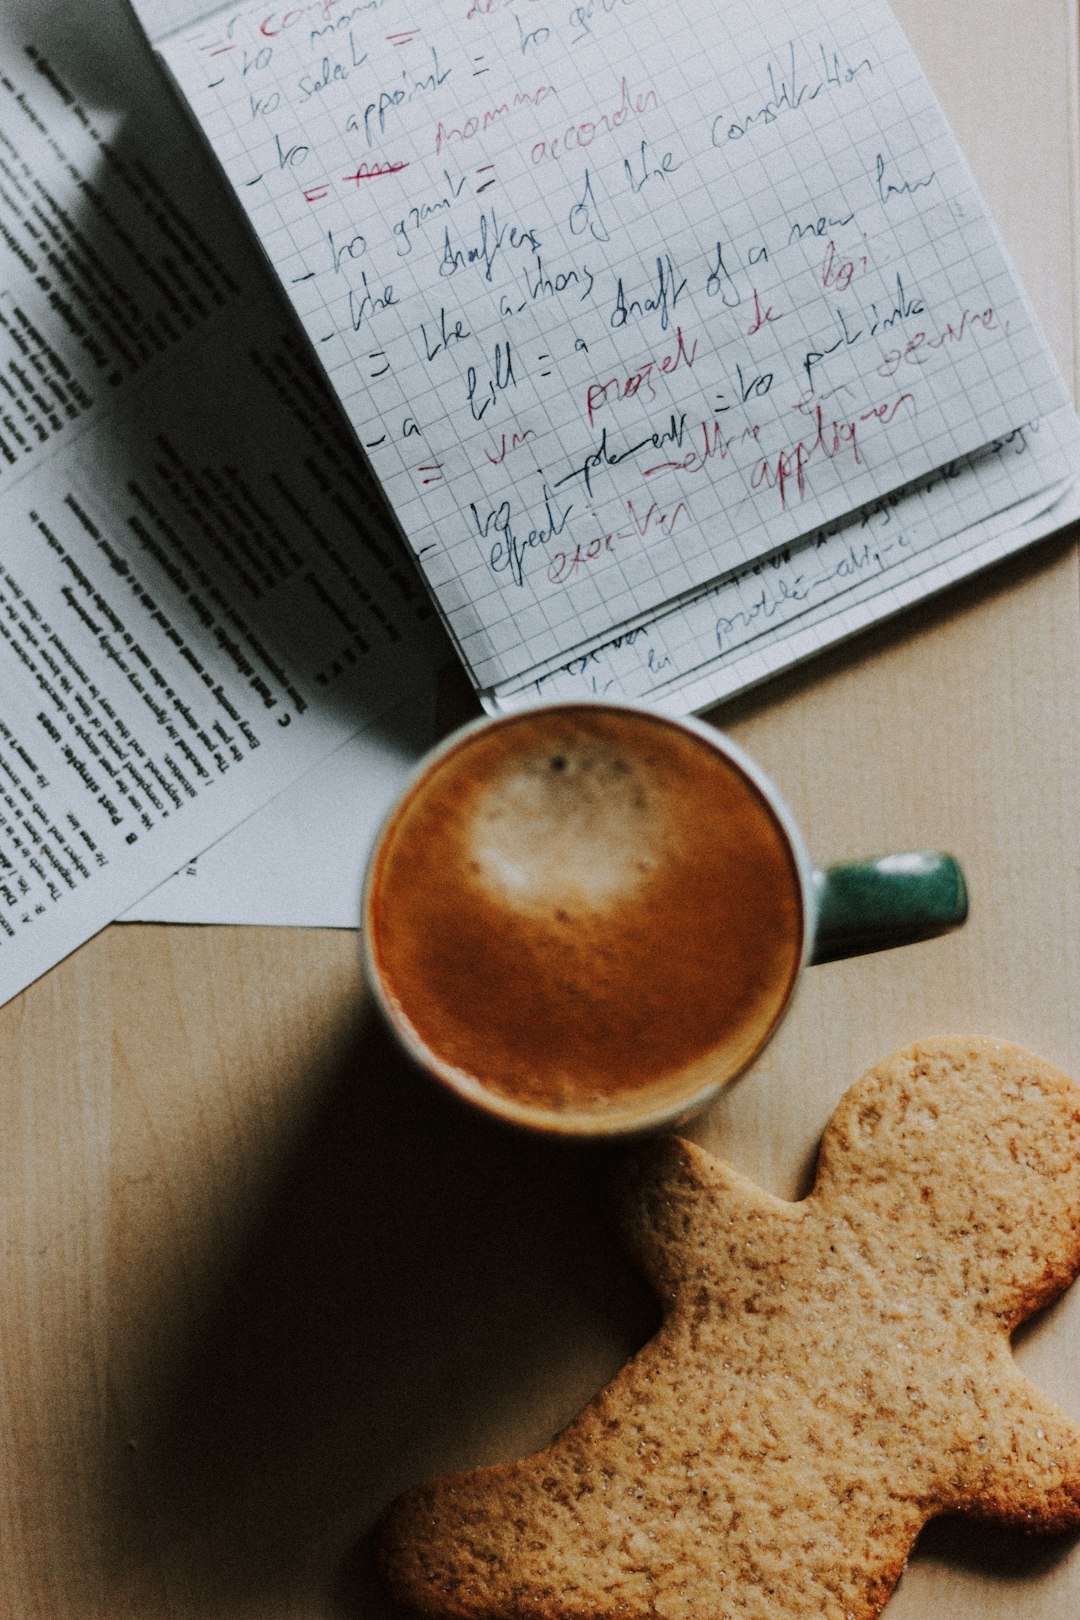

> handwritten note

[
  {"left": 493, "top": 419, "right": 1080, "bottom": 709},
  {"left": 140, "top": 0, "right": 1077, "bottom": 698}
]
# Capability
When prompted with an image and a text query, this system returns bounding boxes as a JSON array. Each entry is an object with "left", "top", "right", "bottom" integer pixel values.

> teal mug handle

[{"left": 809, "top": 851, "right": 968, "bottom": 964}]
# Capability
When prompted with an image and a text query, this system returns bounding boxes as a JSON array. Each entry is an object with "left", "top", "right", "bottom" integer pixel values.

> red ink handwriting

[
  {"left": 436, "top": 85, "right": 554, "bottom": 153},
  {"left": 751, "top": 394, "right": 914, "bottom": 507},
  {"left": 547, "top": 497, "right": 688, "bottom": 583},
  {"left": 877, "top": 307, "right": 1002, "bottom": 376},
  {"left": 747, "top": 288, "right": 783, "bottom": 335},
  {"left": 626, "top": 497, "right": 689, "bottom": 538},
  {"left": 531, "top": 77, "right": 658, "bottom": 164},
  {"left": 483, "top": 426, "right": 537, "bottom": 464},
  {"left": 343, "top": 159, "right": 409, "bottom": 182},
  {"left": 821, "top": 236, "right": 870, "bottom": 292},
  {"left": 643, "top": 417, "right": 762, "bottom": 478},
  {"left": 467, "top": 0, "right": 542, "bottom": 14},
  {"left": 585, "top": 326, "right": 698, "bottom": 425},
  {"left": 260, "top": 2, "right": 352, "bottom": 38}
]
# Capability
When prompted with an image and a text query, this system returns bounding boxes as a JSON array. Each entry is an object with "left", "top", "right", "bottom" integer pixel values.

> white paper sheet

[
  {"left": 139, "top": 0, "right": 1079, "bottom": 701},
  {"left": 125, "top": 681, "right": 439, "bottom": 926},
  {"left": 0, "top": 10, "right": 448, "bottom": 1003}
]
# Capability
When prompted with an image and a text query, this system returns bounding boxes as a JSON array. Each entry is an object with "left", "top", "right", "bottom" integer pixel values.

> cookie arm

[
  {"left": 943, "top": 1377, "right": 1080, "bottom": 1533},
  {"left": 610, "top": 1136, "right": 795, "bottom": 1306}
]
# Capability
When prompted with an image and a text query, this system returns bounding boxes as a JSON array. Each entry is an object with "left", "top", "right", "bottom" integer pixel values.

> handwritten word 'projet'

[{"left": 585, "top": 326, "right": 698, "bottom": 424}]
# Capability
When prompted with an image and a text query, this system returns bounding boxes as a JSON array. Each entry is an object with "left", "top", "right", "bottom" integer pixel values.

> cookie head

[{"left": 812, "top": 1038, "right": 1080, "bottom": 1328}]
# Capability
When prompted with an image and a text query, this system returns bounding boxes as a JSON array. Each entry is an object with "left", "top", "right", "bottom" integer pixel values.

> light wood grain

[{"left": 3, "top": 2, "right": 1080, "bottom": 1616}]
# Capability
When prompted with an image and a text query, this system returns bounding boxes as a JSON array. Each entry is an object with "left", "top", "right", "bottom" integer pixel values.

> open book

[{"left": 128, "top": 0, "right": 1080, "bottom": 715}]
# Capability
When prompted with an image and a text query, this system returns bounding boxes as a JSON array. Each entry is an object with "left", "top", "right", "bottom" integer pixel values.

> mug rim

[{"left": 359, "top": 698, "right": 814, "bottom": 1137}]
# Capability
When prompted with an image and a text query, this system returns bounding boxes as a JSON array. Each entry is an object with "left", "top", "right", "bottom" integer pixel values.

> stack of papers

[
  {"left": 0, "top": 0, "right": 1076, "bottom": 1004},
  {"left": 136, "top": 0, "right": 1080, "bottom": 716}
]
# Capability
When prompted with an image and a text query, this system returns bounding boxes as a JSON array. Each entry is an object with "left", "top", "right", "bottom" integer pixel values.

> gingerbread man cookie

[{"left": 377, "top": 1038, "right": 1080, "bottom": 1620}]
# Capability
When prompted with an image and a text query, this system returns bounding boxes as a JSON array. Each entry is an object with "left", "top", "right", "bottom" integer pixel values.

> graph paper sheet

[{"left": 133, "top": 0, "right": 1080, "bottom": 704}]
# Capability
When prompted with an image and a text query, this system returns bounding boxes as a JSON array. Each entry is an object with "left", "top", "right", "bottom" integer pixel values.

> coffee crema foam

[{"left": 367, "top": 708, "right": 804, "bottom": 1121}]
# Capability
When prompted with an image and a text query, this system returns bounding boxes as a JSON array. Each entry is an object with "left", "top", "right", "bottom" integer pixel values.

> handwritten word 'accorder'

[{"left": 531, "top": 77, "right": 658, "bottom": 164}]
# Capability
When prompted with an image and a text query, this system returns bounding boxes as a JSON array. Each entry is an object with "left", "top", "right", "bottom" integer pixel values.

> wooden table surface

[{"left": 3, "top": 2, "right": 1080, "bottom": 1616}]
